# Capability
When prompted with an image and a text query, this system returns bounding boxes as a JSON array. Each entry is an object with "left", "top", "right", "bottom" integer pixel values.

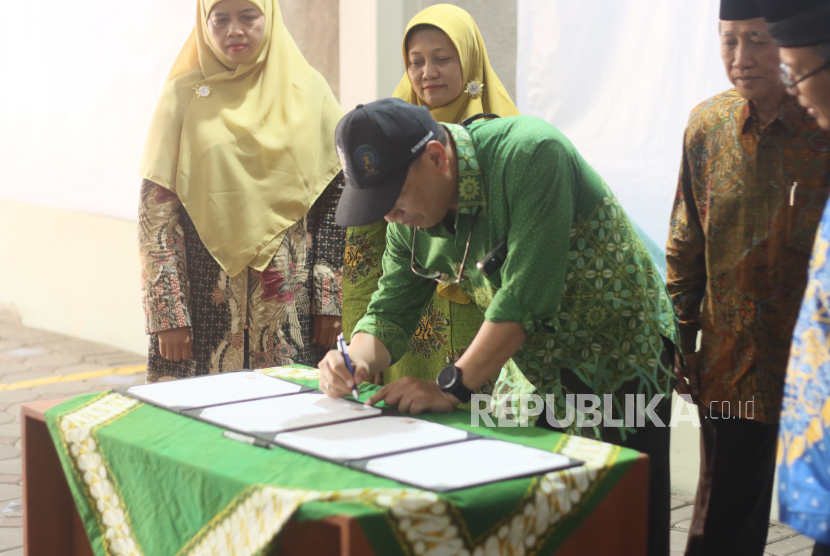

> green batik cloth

[{"left": 46, "top": 366, "right": 639, "bottom": 556}]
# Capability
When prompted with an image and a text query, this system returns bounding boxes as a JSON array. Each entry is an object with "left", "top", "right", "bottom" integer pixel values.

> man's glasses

[
  {"left": 410, "top": 225, "right": 475, "bottom": 285},
  {"left": 781, "top": 61, "right": 830, "bottom": 91}
]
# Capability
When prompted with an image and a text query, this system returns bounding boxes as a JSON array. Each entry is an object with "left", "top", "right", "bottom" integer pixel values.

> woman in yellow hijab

[
  {"left": 342, "top": 4, "right": 525, "bottom": 391},
  {"left": 138, "top": 0, "right": 344, "bottom": 382}
]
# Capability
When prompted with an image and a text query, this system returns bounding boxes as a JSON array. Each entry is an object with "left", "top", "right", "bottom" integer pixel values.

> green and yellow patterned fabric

[
  {"left": 354, "top": 118, "right": 678, "bottom": 442},
  {"left": 46, "top": 366, "right": 640, "bottom": 556},
  {"left": 343, "top": 221, "right": 484, "bottom": 379}
]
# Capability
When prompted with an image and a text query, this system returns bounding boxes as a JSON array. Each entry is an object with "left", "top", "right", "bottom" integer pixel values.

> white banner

[
  {"left": 517, "top": 0, "right": 732, "bottom": 246},
  {"left": 0, "top": 2, "right": 194, "bottom": 220}
]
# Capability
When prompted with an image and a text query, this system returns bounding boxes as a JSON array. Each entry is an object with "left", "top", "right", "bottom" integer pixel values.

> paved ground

[
  {"left": 0, "top": 306, "right": 819, "bottom": 555},
  {"left": 0, "top": 307, "right": 145, "bottom": 555}
]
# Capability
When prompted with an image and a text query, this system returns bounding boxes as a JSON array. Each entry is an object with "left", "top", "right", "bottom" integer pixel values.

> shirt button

[
  {"left": 446, "top": 356, "right": 452, "bottom": 363},
  {"left": 443, "top": 319, "right": 450, "bottom": 326}
]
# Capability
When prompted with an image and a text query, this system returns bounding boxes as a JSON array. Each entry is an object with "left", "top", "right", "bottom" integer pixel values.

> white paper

[
  {"left": 127, "top": 372, "right": 303, "bottom": 410},
  {"left": 197, "top": 392, "right": 381, "bottom": 434},
  {"left": 275, "top": 416, "right": 469, "bottom": 460},
  {"left": 365, "top": 439, "right": 575, "bottom": 490}
]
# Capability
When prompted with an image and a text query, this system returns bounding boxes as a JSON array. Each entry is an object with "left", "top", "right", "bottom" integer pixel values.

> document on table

[
  {"left": 360, "top": 438, "right": 580, "bottom": 491},
  {"left": 274, "top": 416, "right": 472, "bottom": 461},
  {"left": 124, "top": 371, "right": 306, "bottom": 412},
  {"left": 190, "top": 392, "right": 382, "bottom": 437}
]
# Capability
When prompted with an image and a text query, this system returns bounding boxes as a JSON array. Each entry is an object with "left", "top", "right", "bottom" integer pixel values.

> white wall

[
  {"left": 517, "top": 0, "right": 731, "bottom": 245},
  {"left": 0, "top": 1, "right": 194, "bottom": 220},
  {"left": 0, "top": 198, "right": 146, "bottom": 354}
]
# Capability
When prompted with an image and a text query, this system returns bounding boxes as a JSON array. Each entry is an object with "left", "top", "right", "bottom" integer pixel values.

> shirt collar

[
  {"left": 740, "top": 95, "right": 798, "bottom": 135},
  {"left": 445, "top": 123, "right": 487, "bottom": 216}
]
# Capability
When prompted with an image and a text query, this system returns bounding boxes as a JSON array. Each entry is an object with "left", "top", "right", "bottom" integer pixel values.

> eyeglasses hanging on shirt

[
  {"left": 410, "top": 210, "right": 479, "bottom": 285},
  {"left": 410, "top": 113, "right": 504, "bottom": 285}
]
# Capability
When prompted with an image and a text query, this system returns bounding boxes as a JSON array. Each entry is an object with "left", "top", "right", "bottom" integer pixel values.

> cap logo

[
  {"left": 411, "top": 131, "right": 434, "bottom": 154},
  {"left": 354, "top": 145, "right": 380, "bottom": 177}
]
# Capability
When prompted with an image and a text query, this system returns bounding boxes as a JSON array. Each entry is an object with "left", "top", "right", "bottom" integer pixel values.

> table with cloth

[{"left": 29, "top": 366, "right": 648, "bottom": 556}]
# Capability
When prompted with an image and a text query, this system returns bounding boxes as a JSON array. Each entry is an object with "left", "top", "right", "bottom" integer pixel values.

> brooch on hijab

[
  {"left": 193, "top": 84, "right": 213, "bottom": 99},
  {"left": 465, "top": 80, "right": 484, "bottom": 100}
]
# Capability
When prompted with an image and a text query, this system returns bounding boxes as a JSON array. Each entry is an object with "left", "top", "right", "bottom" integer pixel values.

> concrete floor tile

[
  {"left": 31, "top": 381, "right": 101, "bottom": 396},
  {"left": 5, "top": 405, "right": 23, "bottom": 421},
  {"left": 768, "top": 523, "right": 799, "bottom": 544},
  {"left": 0, "top": 448, "right": 19, "bottom": 463},
  {"left": 670, "top": 498, "right": 692, "bottom": 511},
  {"left": 0, "top": 487, "right": 21, "bottom": 505},
  {"left": 674, "top": 519, "right": 691, "bottom": 532},
  {"left": 786, "top": 549, "right": 815, "bottom": 556},
  {"left": 54, "top": 340, "right": 122, "bottom": 357},
  {"left": 0, "top": 546, "right": 22, "bottom": 556},
  {"left": 1, "top": 348, "right": 42, "bottom": 360},
  {"left": 0, "top": 416, "right": 15, "bottom": 427},
  {"left": 766, "top": 534, "right": 816, "bottom": 555},
  {"left": 14, "top": 337, "right": 65, "bottom": 348},
  {"left": 0, "top": 461, "right": 22, "bottom": 476},
  {"left": 0, "top": 426, "right": 21, "bottom": 439},
  {"left": 0, "top": 519, "right": 21, "bottom": 528},
  {"left": 0, "top": 527, "right": 22, "bottom": 552},
  {"left": 670, "top": 504, "right": 695, "bottom": 526},
  {"left": 24, "top": 353, "right": 81, "bottom": 368},
  {"left": 2, "top": 500, "right": 22, "bottom": 518},
  {"left": 0, "top": 371, "right": 52, "bottom": 384},
  {"left": 0, "top": 327, "right": 59, "bottom": 341},
  {"left": 52, "top": 362, "right": 108, "bottom": 374},
  {"left": 0, "top": 366, "right": 25, "bottom": 377},
  {"left": 0, "top": 478, "right": 20, "bottom": 486},
  {"left": 670, "top": 529, "right": 689, "bottom": 552},
  {"left": 22, "top": 366, "right": 57, "bottom": 376},
  {"left": 83, "top": 353, "right": 146, "bottom": 367},
  {"left": 0, "top": 391, "right": 40, "bottom": 406}
]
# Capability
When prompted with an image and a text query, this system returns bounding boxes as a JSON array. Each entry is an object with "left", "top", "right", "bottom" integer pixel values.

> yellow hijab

[
  {"left": 140, "top": 0, "right": 343, "bottom": 277},
  {"left": 393, "top": 4, "right": 520, "bottom": 124},
  {"left": 392, "top": 4, "right": 519, "bottom": 304}
]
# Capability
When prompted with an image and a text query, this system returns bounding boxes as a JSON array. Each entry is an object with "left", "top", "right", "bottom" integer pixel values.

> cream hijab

[
  {"left": 140, "top": 0, "right": 343, "bottom": 277},
  {"left": 393, "top": 4, "right": 520, "bottom": 124}
]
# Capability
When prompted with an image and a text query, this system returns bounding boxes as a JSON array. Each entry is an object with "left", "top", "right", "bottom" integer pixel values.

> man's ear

[{"left": 424, "top": 140, "right": 449, "bottom": 174}]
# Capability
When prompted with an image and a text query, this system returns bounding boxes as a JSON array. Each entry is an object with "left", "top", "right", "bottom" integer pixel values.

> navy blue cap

[
  {"left": 756, "top": 0, "right": 830, "bottom": 46},
  {"left": 334, "top": 98, "right": 441, "bottom": 227},
  {"left": 720, "top": 0, "right": 762, "bottom": 20}
]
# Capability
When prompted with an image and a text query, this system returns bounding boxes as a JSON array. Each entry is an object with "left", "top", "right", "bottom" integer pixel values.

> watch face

[{"left": 437, "top": 366, "right": 458, "bottom": 389}]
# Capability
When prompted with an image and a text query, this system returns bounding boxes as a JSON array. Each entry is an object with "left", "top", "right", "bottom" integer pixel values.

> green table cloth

[{"left": 45, "top": 366, "right": 640, "bottom": 556}]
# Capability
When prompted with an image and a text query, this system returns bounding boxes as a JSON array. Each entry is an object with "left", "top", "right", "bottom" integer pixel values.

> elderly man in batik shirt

[{"left": 666, "top": 0, "right": 830, "bottom": 554}]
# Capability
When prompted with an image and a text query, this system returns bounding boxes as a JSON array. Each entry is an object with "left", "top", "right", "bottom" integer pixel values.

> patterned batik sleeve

[
  {"left": 665, "top": 134, "right": 707, "bottom": 354},
  {"left": 353, "top": 223, "right": 437, "bottom": 363},
  {"left": 137, "top": 179, "right": 191, "bottom": 334},
  {"left": 308, "top": 172, "right": 346, "bottom": 316}
]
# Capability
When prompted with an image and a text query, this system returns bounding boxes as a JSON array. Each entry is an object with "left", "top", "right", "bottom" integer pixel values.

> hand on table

[
  {"left": 673, "top": 351, "right": 700, "bottom": 403},
  {"left": 313, "top": 315, "right": 342, "bottom": 348},
  {"left": 157, "top": 327, "right": 193, "bottom": 361},
  {"left": 365, "top": 377, "right": 459, "bottom": 414},
  {"left": 318, "top": 349, "right": 369, "bottom": 398}
]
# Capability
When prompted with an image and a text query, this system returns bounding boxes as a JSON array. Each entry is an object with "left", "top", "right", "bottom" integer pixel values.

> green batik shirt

[{"left": 354, "top": 117, "right": 678, "bottom": 441}]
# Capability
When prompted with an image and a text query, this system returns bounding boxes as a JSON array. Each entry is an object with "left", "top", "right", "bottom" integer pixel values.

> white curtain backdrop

[
  {"left": 517, "top": 0, "right": 732, "bottom": 246},
  {"left": 0, "top": 2, "right": 194, "bottom": 220}
]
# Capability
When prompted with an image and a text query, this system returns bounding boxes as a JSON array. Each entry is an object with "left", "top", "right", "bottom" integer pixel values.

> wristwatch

[{"left": 436, "top": 364, "right": 473, "bottom": 403}]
